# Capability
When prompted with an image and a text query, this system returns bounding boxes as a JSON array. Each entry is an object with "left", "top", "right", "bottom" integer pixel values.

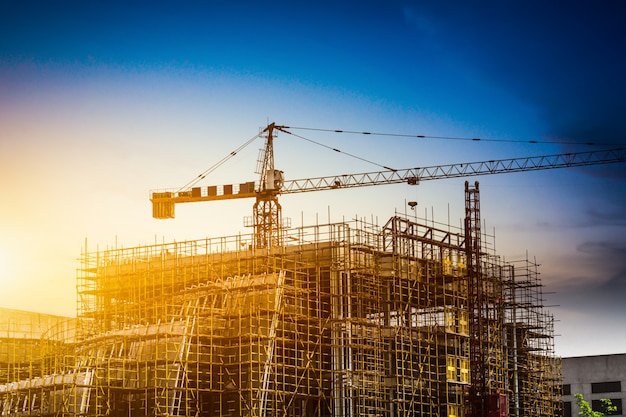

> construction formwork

[{"left": 0, "top": 215, "right": 561, "bottom": 417}]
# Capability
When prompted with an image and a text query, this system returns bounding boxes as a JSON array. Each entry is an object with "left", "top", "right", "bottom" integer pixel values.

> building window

[
  {"left": 591, "top": 381, "right": 621, "bottom": 394},
  {"left": 591, "top": 398, "right": 622, "bottom": 416},
  {"left": 563, "top": 401, "right": 572, "bottom": 417},
  {"left": 562, "top": 384, "right": 571, "bottom": 396}
]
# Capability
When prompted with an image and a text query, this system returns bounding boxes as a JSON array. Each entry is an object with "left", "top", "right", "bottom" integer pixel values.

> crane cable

[
  {"left": 283, "top": 125, "right": 625, "bottom": 147},
  {"left": 178, "top": 123, "right": 620, "bottom": 193},
  {"left": 177, "top": 131, "right": 263, "bottom": 192},
  {"left": 278, "top": 128, "right": 397, "bottom": 171}
]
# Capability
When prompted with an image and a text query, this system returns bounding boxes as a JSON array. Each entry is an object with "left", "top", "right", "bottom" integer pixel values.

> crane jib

[
  {"left": 150, "top": 147, "right": 625, "bottom": 219},
  {"left": 279, "top": 147, "right": 626, "bottom": 193}
]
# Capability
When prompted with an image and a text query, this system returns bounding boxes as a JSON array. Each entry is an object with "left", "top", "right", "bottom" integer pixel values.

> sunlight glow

[{"left": 0, "top": 249, "right": 11, "bottom": 283}]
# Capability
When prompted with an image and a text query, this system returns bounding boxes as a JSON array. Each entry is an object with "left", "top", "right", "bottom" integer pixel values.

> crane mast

[{"left": 253, "top": 123, "right": 284, "bottom": 248}]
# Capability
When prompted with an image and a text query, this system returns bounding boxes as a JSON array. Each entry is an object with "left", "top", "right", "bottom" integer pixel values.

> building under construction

[
  {"left": 0, "top": 203, "right": 561, "bottom": 416},
  {"left": 5, "top": 123, "right": 603, "bottom": 416}
]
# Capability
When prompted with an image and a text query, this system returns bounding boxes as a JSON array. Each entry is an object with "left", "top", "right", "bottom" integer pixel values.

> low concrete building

[{"left": 563, "top": 353, "right": 626, "bottom": 416}]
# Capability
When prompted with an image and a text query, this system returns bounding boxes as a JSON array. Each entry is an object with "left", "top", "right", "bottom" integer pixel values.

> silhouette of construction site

[{"left": 0, "top": 201, "right": 561, "bottom": 416}]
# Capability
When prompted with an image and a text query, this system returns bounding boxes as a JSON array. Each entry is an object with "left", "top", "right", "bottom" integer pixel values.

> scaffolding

[
  {"left": 0, "top": 214, "right": 561, "bottom": 416},
  {"left": 0, "top": 308, "right": 76, "bottom": 416},
  {"left": 504, "top": 259, "right": 562, "bottom": 417}
]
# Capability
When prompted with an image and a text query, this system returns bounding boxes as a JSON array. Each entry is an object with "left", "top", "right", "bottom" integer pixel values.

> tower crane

[
  {"left": 150, "top": 122, "right": 624, "bottom": 417},
  {"left": 151, "top": 122, "right": 626, "bottom": 248}
]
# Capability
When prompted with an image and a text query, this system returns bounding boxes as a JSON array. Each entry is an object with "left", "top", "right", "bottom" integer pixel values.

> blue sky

[{"left": 1, "top": 1, "right": 625, "bottom": 356}]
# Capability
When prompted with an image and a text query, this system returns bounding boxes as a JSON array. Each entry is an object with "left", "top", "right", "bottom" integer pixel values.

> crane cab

[{"left": 265, "top": 169, "right": 284, "bottom": 191}]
